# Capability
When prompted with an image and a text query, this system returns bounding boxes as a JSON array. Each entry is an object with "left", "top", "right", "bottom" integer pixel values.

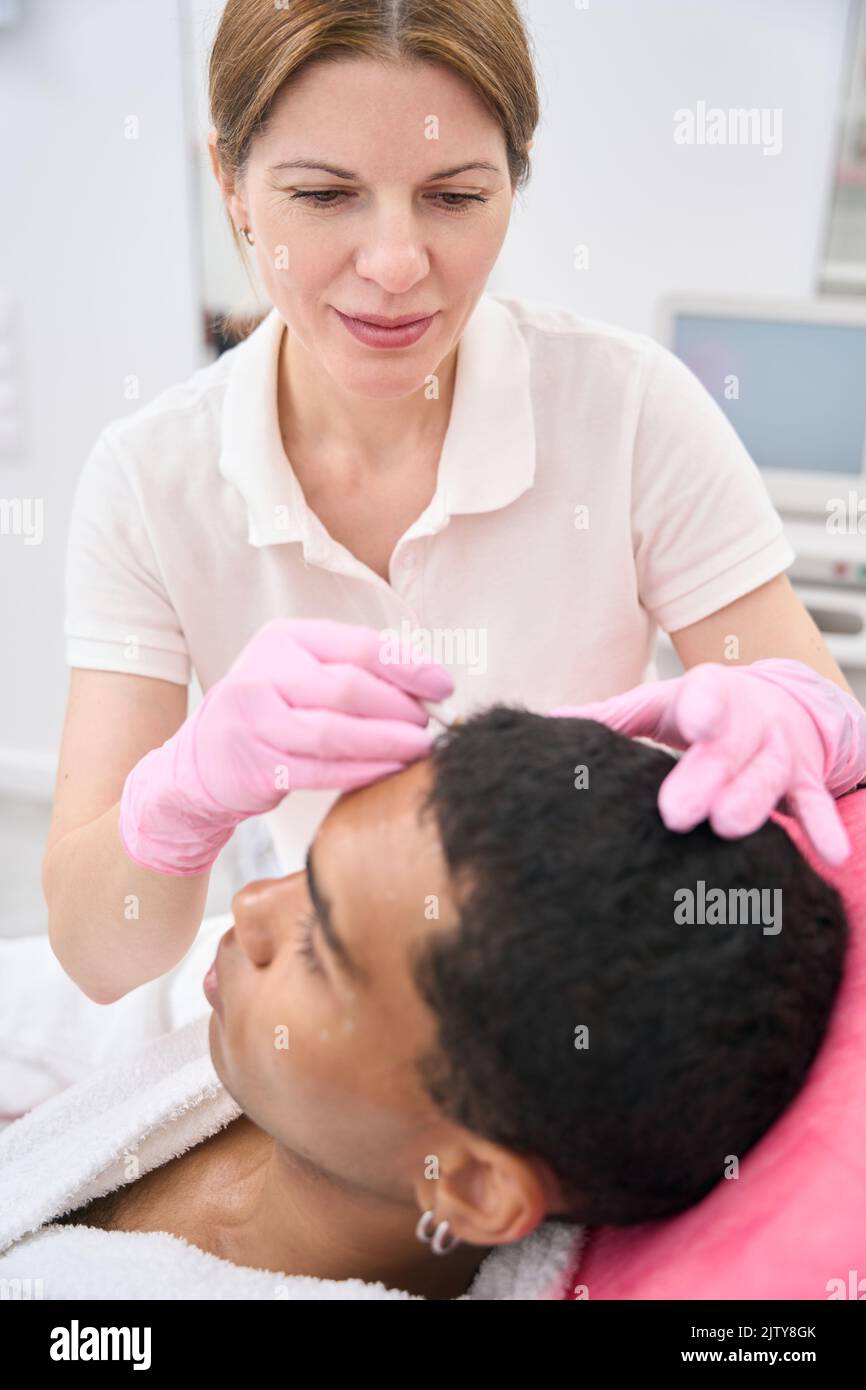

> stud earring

[{"left": 415, "top": 1208, "right": 462, "bottom": 1255}]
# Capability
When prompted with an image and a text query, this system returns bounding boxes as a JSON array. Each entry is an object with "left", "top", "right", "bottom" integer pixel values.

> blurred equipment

[{"left": 656, "top": 293, "right": 866, "bottom": 669}]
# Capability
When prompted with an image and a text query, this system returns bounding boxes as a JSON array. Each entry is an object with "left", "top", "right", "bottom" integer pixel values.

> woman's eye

[
  {"left": 435, "top": 192, "right": 489, "bottom": 212},
  {"left": 290, "top": 190, "right": 346, "bottom": 207},
  {"left": 288, "top": 190, "right": 488, "bottom": 214}
]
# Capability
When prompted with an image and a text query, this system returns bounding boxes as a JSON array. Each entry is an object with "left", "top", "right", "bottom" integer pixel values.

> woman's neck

[{"left": 277, "top": 321, "right": 458, "bottom": 471}]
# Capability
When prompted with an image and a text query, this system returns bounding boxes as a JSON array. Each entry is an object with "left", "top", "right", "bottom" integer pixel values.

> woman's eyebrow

[
  {"left": 304, "top": 843, "right": 371, "bottom": 987},
  {"left": 268, "top": 157, "right": 501, "bottom": 181}
]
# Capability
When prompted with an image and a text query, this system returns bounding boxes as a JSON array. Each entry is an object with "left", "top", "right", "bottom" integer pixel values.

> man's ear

[{"left": 411, "top": 1139, "right": 553, "bottom": 1249}]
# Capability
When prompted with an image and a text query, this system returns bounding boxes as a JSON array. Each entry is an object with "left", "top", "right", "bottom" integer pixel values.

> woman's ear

[
  {"left": 207, "top": 127, "right": 225, "bottom": 187},
  {"left": 207, "top": 128, "right": 249, "bottom": 237}
]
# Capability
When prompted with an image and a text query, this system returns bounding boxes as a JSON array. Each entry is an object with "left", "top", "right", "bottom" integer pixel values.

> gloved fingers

[
  {"left": 196, "top": 703, "right": 434, "bottom": 810},
  {"left": 271, "top": 656, "right": 437, "bottom": 726},
  {"left": 706, "top": 724, "right": 794, "bottom": 838},
  {"left": 656, "top": 741, "right": 739, "bottom": 832},
  {"left": 228, "top": 639, "right": 434, "bottom": 725},
  {"left": 547, "top": 678, "right": 680, "bottom": 741},
  {"left": 256, "top": 705, "right": 438, "bottom": 763},
  {"left": 276, "top": 755, "right": 409, "bottom": 793},
  {"left": 784, "top": 775, "right": 852, "bottom": 866},
  {"left": 672, "top": 664, "right": 770, "bottom": 775},
  {"left": 277, "top": 618, "right": 454, "bottom": 702},
  {"left": 658, "top": 711, "right": 796, "bottom": 836},
  {"left": 671, "top": 664, "right": 734, "bottom": 743}
]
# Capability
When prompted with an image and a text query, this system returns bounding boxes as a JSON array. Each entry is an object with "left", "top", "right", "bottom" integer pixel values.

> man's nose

[{"left": 231, "top": 874, "right": 300, "bottom": 967}]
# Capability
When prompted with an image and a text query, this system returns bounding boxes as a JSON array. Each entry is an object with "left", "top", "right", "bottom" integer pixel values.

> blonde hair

[{"left": 208, "top": 0, "right": 540, "bottom": 343}]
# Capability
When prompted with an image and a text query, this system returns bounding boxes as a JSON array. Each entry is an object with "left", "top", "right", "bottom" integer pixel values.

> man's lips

[
  {"left": 203, "top": 926, "right": 233, "bottom": 1017},
  {"left": 203, "top": 959, "right": 222, "bottom": 1015}
]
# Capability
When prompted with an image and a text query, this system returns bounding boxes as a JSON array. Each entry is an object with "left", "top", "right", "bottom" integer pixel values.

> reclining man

[{"left": 0, "top": 707, "right": 848, "bottom": 1300}]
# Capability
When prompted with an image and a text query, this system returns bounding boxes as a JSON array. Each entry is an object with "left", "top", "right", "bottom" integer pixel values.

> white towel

[
  {"left": 0, "top": 912, "right": 234, "bottom": 1124},
  {"left": 0, "top": 972, "right": 584, "bottom": 1299}
]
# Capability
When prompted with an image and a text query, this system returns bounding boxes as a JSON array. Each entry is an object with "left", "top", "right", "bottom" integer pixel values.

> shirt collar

[{"left": 218, "top": 292, "right": 536, "bottom": 548}]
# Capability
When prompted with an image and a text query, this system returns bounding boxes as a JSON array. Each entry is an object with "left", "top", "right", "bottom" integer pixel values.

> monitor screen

[{"left": 672, "top": 315, "right": 866, "bottom": 475}]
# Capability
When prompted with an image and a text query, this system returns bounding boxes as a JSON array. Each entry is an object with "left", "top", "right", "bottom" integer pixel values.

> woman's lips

[{"left": 333, "top": 307, "right": 436, "bottom": 349}]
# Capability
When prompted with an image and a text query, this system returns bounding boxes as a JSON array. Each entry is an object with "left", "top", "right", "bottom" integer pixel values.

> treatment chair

[{"left": 563, "top": 787, "right": 866, "bottom": 1300}]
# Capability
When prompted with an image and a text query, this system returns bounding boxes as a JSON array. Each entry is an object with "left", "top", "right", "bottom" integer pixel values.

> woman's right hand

[{"left": 118, "top": 617, "right": 454, "bottom": 876}]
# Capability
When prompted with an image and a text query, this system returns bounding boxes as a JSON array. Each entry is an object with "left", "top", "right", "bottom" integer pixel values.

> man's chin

[
  {"left": 207, "top": 1009, "right": 232, "bottom": 1093},
  {"left": 205, "top": 1022, "right": 273, "bottom": 1145}
]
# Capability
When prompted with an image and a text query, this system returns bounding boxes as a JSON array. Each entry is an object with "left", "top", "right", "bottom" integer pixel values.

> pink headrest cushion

[{"left": 565, "top": 787, "right": 866, "bottom": 1300}]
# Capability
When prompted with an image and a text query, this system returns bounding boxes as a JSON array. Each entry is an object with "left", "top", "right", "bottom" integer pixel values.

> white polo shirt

[{"left": 65, "top": 292, "right": 795, "bottom": 872}]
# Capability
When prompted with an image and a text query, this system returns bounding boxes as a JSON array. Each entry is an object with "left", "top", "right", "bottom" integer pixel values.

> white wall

[
  {"left": 0, "top": 0, "right": 202, "bottom": 793},
  {"left": 0, "top": 0, "right": 855, "bottom": 788},
  {"left": 186, "top": 0, "right": 264, "bottom": 317},
  {"left": 490, "top": 0, "right": 850, "bottom": 332}
]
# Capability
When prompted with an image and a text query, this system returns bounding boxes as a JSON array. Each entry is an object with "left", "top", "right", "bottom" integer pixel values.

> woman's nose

[
  {"left": 355, "top": 216, "right": 429, "bottom": 288},
  {"left": 231, "top": 874, "right": 299, "bottom": 967}
]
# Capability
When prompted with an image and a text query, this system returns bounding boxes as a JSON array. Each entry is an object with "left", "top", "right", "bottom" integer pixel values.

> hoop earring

[
  {"left": 241, "top": 226, "right": 254, "bottom": 246},
  {"left": 415, "top": 1208, "right": 462, "bottom": 1255}
]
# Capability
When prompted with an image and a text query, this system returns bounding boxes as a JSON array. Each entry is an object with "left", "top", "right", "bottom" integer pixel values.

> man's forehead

[
  {"left": 306, "top": 764, "right": 457, "bottom": 1011},
  {"left": 321, "top": 760, "right": 436, "bottom": 859},
  {"left": 317, "top": 762, "right": 451, "bottom": 910}
]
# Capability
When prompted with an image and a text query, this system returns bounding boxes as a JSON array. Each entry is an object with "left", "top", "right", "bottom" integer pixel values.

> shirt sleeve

[
  {"left": 64, "top": 427, "right": 191, "bottom": 685},
  {"left": 631, "top": 341, "right": 796, "bottom": 633}
]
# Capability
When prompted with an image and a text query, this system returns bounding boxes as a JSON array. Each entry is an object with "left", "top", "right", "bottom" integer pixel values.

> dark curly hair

[{"left": 411, "top": 705, "right": 848, "bottom": 1226}]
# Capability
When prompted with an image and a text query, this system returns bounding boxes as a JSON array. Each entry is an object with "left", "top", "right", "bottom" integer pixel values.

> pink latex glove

[
  {"left": 119, "top": 617, "right": 454, "bottom": 876},
  {"left": 548, "top": 658, "right": 866, "bottom": 866}
]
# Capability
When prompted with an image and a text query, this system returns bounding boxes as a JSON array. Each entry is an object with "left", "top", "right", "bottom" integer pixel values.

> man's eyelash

[
  {"left": 295, "top": 908, "right": 323, "bottom": 975},
  {"left": 288, "top": 190, "right": 489, "bottom": 214}
]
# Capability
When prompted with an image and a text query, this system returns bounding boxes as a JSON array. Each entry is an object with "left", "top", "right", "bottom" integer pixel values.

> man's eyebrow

[
  {"left": 268, "top": 158, "right": 502, "bottom": 181},
  {"left": 304, "top": 843, "right": 370, "bottom": 987}
]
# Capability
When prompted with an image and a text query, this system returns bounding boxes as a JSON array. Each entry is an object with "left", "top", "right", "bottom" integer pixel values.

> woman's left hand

[{"left": 548, "top": 659, "right": 866, "bottom": 866}]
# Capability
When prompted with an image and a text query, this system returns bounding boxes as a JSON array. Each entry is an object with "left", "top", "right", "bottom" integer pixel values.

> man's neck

[{"left": 204, "top": 1116, "right": 491, "bottom": 1300}]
